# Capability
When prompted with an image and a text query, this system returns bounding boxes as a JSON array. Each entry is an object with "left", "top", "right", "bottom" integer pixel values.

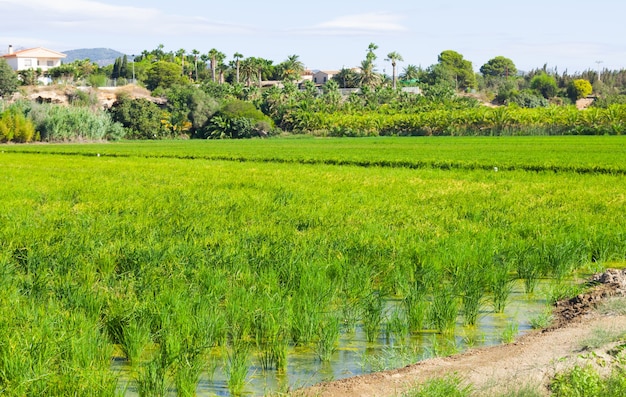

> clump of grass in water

[
  {"left": 385, "top": 308, "right": 410, "bottom": 342},
  {"left": 226, "top": 339, "right": 250, "bottom": 396},
  {"left": 402, "top": 260, "right": 433, "bottom": 333},
  {"left": 135, "top": 346, "right": 169, "bottom": 397},
  {"left": 489, "top": 252, "right": 515, "bottom": 313},
  {"left": 516, "top": 245, "right": 542, "bottom": 294},
  {"left": 362, "top": 291, "right": 385, "bottom": 343},
  {"left": 501, "top": 321, "right": 519, "bottom": 344},
  {"left": 455, "top": 263, "right": 486, "bottom": 326},
  {"left": 429, "top": 284, "right": 459, "bottom": 335},
  {"left": 315, "top": 313, "right": 340, "bottom": 362}
]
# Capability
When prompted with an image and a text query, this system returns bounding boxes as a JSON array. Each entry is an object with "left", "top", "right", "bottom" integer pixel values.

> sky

[{"left": 1, "top": 0, "right": 624, "bottom": 74}]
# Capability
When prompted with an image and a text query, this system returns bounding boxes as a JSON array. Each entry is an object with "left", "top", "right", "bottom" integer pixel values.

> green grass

[
  {"left": 3, "top": 135, "right": 626, "bottom": 174},
  {"left": 0, "top": 137, "right": 625, "bottom": 395}
]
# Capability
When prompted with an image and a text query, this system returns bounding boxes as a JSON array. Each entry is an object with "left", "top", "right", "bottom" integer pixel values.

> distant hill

[{"left": 63, "top": 48, "right": 126, "bottom": 67}]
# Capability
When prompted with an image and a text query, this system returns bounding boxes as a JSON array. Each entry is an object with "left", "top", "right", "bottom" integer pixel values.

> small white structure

[{"left": 1, "top": 45, "right": 67, "bottom": 72}]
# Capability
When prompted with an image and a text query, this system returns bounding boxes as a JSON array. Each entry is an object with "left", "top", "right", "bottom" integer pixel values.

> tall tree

[
  {"left": 0, "top": 58, "right": 19, "bottom": 97},
  {"left": 191, "top": 49, "right": 200, "bottom": 81},
  {"left": 385, "top": 51, "right": 404, "bottom": 89},
  {"left": 233, "top": 52, "right": 243, "bottom": 84},
  {"left": 358, "top": 43, "right": 381, "bottom": 88},
  {"left": 333, "top": 67, "right": 359, "bottom": 88},
  {"left": 400, "top": 64, "right": 420, "bottom": 82},
  {"left": 278, "top": 54, "right": 305, "bottom": 83},
  {"left": 208, "top": 48, "right": 225, "bottom": 83},
  {"left": 437, "top": 50, "right": 476, "bottom": 90},
  {"left": 366, "top": 43, "right": 378, "bottom": 63},
  {"left": 358, "top": 59, "right": 381, "bottom": 88},
  {"left": 480, "top": 56, "right": 517, "bottom": 78},
  {"left": 240, "top": 57, "right": 256, "bottom": 87}
]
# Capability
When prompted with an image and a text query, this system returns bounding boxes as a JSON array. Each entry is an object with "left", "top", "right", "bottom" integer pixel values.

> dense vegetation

[
  {"left": 1, "top": 43, "right": 626, "bottom": 142},
  {"left": 0, "top": 138, "right": 624, "bottom": 395}
]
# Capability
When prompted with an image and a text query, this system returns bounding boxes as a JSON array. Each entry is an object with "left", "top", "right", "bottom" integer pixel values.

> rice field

[{"left": 0, "top": 136, "right": 625, "bottom": 396}]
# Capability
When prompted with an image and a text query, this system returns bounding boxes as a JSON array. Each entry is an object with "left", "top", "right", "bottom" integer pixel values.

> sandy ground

[{"left": 297, "top": 269, "right": 626, "bottom": 397}]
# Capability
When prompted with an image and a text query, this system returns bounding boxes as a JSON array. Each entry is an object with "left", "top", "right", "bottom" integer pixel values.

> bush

[
  {"left": 530, "top": 73, "right": 558, "bottom": 99},
  {"left": 0, "top": 58, "right": 19, "bottom": 98},
  {"left": 507, "top": 90, "right": 550, "bottom": 108},
  {"left": 29, "top": 103, "right": 122, "bottom": 141},
  {"left": 0, "top": 107, "right": 36, "bottom": 142},
  {"left": 109, "top": 94, "right": 166, "bottom": 139},
  {"left": 203, "top": 99, "right": 275, "bottom": 139},
  {"left": 567, "top": 79, "right": 593, "bottom": 102}
]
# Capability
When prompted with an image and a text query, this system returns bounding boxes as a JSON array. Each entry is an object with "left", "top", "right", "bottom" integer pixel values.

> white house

[
  {"left": 313, "top": 70, "right": 339, "bottom": 85},
  {"left": 2, "top": 45, "right": 66, "bottom": 72}
]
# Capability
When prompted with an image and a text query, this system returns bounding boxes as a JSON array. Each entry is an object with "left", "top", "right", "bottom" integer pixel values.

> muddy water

[{"left": 116, "top": 280, "right": 550, "bottom": 396}]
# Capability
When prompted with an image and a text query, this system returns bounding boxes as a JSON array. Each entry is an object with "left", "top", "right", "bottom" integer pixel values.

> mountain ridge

[{"left": 63, "top": 48, "right": 126, "bottom": 66}]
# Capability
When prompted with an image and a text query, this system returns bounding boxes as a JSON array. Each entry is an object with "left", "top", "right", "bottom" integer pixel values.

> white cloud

[
  {"left": 304, "top": 12, "right": 408, "bottom": 35},
  {"left": 0, "top": 0, "right": 252, "bottom": 39}
]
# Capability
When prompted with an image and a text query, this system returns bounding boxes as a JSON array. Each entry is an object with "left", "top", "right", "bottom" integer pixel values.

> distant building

[
  {"left": 2, "top": 45, "right": 67, "bottom": 72},
  {"left": 313, "top": 70, "right": 339, "bottom": 85}
]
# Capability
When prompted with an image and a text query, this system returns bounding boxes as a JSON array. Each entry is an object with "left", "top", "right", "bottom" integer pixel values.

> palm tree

[
  {"left": 366, "top": 43, "right": 378, "bottom": 63},
  {"left": 400, "top": 64, "right": 420, "bottom": 82},
  {"left": 191, "top": 49, "right": 200, "bottom": 81},
  {"left": 176, "top": 48, "right": 186, "bottom": 76},
  {"left": 208, "top": 48, "right": 225, "bottom": 83},
  {"left": 240, "top": 57, "right": 256, "bottom": 87},
  {"left": 385, "top": 51, "right": 404, "bottom": 89},
  {"left": 233, "top": 52, "right": 243, "bottom": 84},
  {"left": 278, "top": 55, "right": 305, "bottom": 83},
  {"left": 358, "top": 59, "right": 381, "bottom": 89}
]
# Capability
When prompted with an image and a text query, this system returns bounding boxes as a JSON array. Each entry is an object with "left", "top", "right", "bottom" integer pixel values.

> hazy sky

[{"left": 1, "top": 0, "right": 624, "bottom": 74}]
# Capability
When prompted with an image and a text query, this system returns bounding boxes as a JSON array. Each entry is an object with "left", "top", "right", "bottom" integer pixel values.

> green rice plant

[
  {"left": 135, "top": 355, "right": 168, "bottom": 397},
  {"left": 545, "top": 280, "right": 584, "bottom": 305},
  {"left": 516, "top": 244, "right": 542, "bottom": 294},
  {"left": 402, "top": 259, "right": 434, "bottom": 333},
  {"left": 362, "top": 291, "right": 385, "bottom": 343},
  {"left": 361, "top": 344, "right": 421, "bottom": 372},
  {"left": 315, "top": 313, "right": 340, "bottom": 362},
  {"left": 501, "top": 321, "right": 519, "bottom": 344},
  {"left": 226, "top": 339, "right": 251, "bottom": 396},
  {"left": 173, "top": 346, "right": 205, "bottom": 397},
  {"left": 455, "top": 263, "right": 486, "bottom": 326},
  {"left": 489, "top": 252, "right": 515, "bottom": 313},
  {"left": 429, "top": 284, "right": 459, "bottom": 335},
  {"left": 385, "top": 307, "right": 410, "bottom": 342},
  {"left": 254, "top": 295, "right": 289, "bottom": 372}
]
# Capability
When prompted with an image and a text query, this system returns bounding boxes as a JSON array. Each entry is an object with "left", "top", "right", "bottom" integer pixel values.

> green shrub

[
  {"left": 0, "top": 107, "right": 36, "bottom": 142},
  {"left": 204, "top": 99, "right": 274, "bottom": 139},
  {"left": 530, "top": 73, "right": 558, "bottom": 99},
  {"left": 508, "top": 90, "right": 550, "bottom": 108},
  {"left": 567, "top": 79, "right": 593, "bottom": 102},
  {"left": 29, "top": 103, "right": 122, "bottom": 141},
  {"left": 109, "top": 94, "right": 166, "bottom": 139}
]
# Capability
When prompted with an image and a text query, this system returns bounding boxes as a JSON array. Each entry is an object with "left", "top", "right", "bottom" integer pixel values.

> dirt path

[{"left": 297, "top": 269, "right": 626, "bottom": 397}]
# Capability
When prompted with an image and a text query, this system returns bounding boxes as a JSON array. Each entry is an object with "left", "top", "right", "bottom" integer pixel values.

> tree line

[{"left": 1, "top": 43, "right": 626, "bottom": 141}]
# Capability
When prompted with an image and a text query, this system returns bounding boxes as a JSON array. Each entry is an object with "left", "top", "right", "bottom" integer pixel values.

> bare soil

[
  {"left": 12, "top": 84, "right": 162, "bottom": 109},
  {"left": 296, "top": 269, "right": 626, "bottom": 397}
]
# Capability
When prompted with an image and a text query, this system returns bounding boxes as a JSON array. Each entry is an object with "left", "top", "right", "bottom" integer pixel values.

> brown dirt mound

[{"left": 297, "top": 269, "right": 626, "bottom": 397}]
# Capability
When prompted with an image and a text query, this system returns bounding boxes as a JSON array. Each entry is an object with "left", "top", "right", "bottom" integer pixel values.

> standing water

[{"left": 114, "top": 280, "right": 551, "bottom": 396}]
